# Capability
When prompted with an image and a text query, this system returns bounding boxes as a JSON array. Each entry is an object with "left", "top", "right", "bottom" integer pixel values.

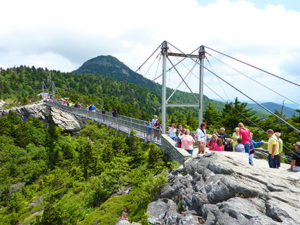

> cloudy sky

[{"left": 0, "top": 0, "right": 299, "bottom": 107}]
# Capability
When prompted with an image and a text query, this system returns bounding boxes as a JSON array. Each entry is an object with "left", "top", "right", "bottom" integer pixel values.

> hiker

[
  {"left": 91, "top": 105, "right": 96, "bottom": 112},
  {"left": 238, "top": 122, "right": 251, "bottom": 154},
  {"left": 224, "top": 139, "right": 233, "bottom": 151},
  {"left": 146, "top": 121, "right": 153, "bottom": 141},
  {"left": 264, "top": 129, "right": 279, "bottom": 168},
  {"left": 112, "top": 108, "right": 118, "bottom": 118},
  {"left": 275, "top": 132, "right": 283, "bottom": 168},
  {"left": 179, "top": 129, "right": 195, "bottom": 155},
  {"left": 218, "top": 128, "right": 227, "bottom": 145},
  {"left": 153, "top": 120, "right": 161, "bottom": 141},
  {"left": 232, "top": 127, "right": 240, "bottom": 148},
  {"left": 207, "top": 134, "right": 217, "bottom": 150},
  {"left": 249, "top": 133, "right": 263, "bottom": 166},
  {"left": 235, "top": 138, "right": 245, "bottom": 152},
  {"left": 152, "top": 115, "right": 158, "bottom": 127},
  {"left": 212, "top": 138, "right": 224, "bottom": 151},
  {"left": 102, "top": 108, "right": 106, "bottom": 114},
  {"left": 168, "top": 123, "right": 178, "bottom": 141},
  {"left": 290, "top": 142, "right": 300, "bottom": 172},
  {"left": 196, "top": 122, "right": 207, "bottom": 154}
]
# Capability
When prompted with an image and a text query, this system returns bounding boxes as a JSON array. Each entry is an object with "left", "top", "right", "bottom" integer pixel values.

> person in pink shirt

[
  {"left": 207, "top": 134, "right": 217, "bottom": 150},
  {"left": 212, "top": 138, "right": 224, "bottom": 151},
  {"left": 238, "top": 122, "right": 251, "bottom": 154},
  {"left": 179, "top": 129, "right": 195, "bottom": 155}
]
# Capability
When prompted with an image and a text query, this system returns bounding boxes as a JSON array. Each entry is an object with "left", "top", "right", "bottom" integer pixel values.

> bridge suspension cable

[
  {"left": 206, "top": 52, "right": 300, "bottom": 108},
  {"left": 135, "top": 42, "right": 163, "bottom": 73},
  {"left": 167, "top": 41, "right": 300, "bottom": 134},
  {"left": 204, "top": 46, "right": 300, "bottom": 87}
]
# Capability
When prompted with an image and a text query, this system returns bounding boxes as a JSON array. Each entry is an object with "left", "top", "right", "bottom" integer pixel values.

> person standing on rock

[
  {"left": 232, "top": 127, "right": 240, "bottom": 149},
  {"left": 238, "top": 122, "right": 251, "bottom": 155},
  {"left": 179, "top": 129, "right": 195, "bottom": 155},
  {"left": 196, "top": 122, "right": 207, "bottom": 154},
  {"left": 249, "top": 133, "right": 263, "bottom": 166},
  {"left": 290, "top": 142, "right": 300, "bottom": 172},
  {"left": 264, "top": 129, "right": 279, "bottom": 168},
  {"left": 275, "top": 132, "right": 283, "bottom": 168}
]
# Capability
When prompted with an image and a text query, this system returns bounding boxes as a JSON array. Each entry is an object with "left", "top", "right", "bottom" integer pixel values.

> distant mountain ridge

[{"left": 247, "top": 102, "right": 297, "bottom": 118}]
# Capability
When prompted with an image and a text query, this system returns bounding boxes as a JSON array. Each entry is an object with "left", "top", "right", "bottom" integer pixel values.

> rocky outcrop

[
  {"left": 0, "top": 102, "right": 85, "bottom": 132},
  {"left": 147, "top": 152, "right": 300, "bottom": 225}
]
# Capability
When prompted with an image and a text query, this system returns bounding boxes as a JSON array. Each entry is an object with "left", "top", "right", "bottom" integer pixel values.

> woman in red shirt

[{"left": 212, "top": 138, "right": 224, "bottom": 151}]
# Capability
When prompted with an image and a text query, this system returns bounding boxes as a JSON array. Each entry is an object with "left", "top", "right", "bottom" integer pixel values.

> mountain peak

[{"left": 72, "top": 55, "right": 160, "bottom": 92}]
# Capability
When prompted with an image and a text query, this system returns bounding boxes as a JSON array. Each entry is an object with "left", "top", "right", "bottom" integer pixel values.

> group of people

[
  {"left": 167, "top": 120, "right": 300, "bottom": 172},
  {"left": 146, "top": 115, "right": 161, "bottom": 141}
]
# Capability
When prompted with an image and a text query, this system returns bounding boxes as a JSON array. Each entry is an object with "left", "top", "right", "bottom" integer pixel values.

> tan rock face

[{"left": 148, "top": 152, "right": 300, "bottom": 225}]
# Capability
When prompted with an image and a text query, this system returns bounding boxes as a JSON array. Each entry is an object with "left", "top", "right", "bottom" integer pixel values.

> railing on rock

[{"left": 45, "top": 101, "right": 161, "bottom": 145}]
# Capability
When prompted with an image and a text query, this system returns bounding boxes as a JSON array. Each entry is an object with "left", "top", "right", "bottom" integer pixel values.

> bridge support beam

[
  {"left": 161, "top": 41, "right": 168, "bottom": 134},
  {"left": 199, "top": 45, "right": 205, "bottom": 127}
]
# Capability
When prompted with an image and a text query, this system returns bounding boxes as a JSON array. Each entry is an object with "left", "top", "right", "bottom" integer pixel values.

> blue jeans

[
  {"left": 249, "top": 153, "right": 254, "bottom": 165},
  {"left": 268, "top": 154, "right": 278, "bottom": 168},
  {"left": 186, "top": 149, "right": 193, "bottom": 155},
  {"left": 243, "top": 144, "right": 250, "bottom": 153},
  {"left": 170, "top": 136, "right": 178, "bottom": 142}
]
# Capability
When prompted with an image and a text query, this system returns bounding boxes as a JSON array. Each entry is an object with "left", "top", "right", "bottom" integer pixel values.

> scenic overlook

[{"left": 0, "top": 0, "right": 299, "bottom": 225}]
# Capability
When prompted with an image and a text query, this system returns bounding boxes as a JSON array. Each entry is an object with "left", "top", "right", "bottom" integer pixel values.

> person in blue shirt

[
  {"left": 146, "top": 121, "right": 153, "bottom": 141},
  {"left": 249, "top": 133, "right": 263, "bottom": 166}
]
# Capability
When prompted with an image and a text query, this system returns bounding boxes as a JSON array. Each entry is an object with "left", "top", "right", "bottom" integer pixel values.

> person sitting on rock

[
  {"left": 290, "top": 142, "right": 300, "bottom": 172},
  {"left": 235, "top": 138, "right": 245, "bottom": 152},
  {"left": 212, "top": 138, "right": 224, "bottom": 151},
  {"left": 168, "top": 123, "right": 178, "bottom": 141},
  {"left": 179, "top": 129, "right": 195, "bottom": 155},
  {"left": 207, "top": 134, "right": 217, "bottom": 150},
  {"left": 232, "top": 127, "right": 240, "bottom": 148},
  {"left": 224, "top": 139, "right": 233, "bottom": 151}
]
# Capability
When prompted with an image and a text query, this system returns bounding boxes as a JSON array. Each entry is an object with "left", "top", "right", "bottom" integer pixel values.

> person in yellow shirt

[{"left": 264, "top": 129, "right": 279, "bottom": 168}]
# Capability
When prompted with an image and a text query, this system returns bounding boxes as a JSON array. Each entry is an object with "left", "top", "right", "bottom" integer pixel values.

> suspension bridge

[{"left": 46, "top": 40, "right": 300, "bottom": 163}]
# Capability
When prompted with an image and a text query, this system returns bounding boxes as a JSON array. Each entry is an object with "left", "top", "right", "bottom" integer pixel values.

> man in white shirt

[
  {"left": 151, "top": 115, "right": 158, "bottom": 127},
  {"left": 196, "top": 122, "right": 207, "bottom": 154}
]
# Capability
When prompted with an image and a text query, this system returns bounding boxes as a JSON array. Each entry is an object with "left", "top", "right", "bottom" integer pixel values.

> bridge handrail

[{"left": 45, "top": 101, "right": 162, "bottom": 144}]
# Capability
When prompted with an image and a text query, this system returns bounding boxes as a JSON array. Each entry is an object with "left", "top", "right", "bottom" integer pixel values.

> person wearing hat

[{"left": 290, "top": 142, "right": 300, "bottom": 172}]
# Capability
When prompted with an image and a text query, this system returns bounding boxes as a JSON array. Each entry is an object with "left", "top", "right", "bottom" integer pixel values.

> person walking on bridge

[
  {"left": 179, "top": 129, "right": 195, "bottom": 155},
  {"left": 196, "top": 122, "right": 207, "bottom": 154}
]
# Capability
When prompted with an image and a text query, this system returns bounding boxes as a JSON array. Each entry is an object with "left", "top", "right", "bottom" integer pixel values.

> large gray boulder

[
  {"left": 147, "top": 152, "right": 300, "bottom": 225},
  {"left": 0, "top": 102, "right": 84, "bottom": 132}
]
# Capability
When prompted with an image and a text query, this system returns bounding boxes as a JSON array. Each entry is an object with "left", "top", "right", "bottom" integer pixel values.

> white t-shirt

[{"left": 196, "top": 128, "right": 206, "bottom": 143}]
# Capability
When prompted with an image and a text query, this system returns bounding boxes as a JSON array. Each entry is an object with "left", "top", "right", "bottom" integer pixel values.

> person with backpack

[{"left": 196, "top": 122, "right": 207, "bottom": 154}]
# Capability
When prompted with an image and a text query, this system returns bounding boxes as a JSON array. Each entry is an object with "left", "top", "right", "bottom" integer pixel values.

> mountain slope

[{"left": 73, "top": 55, "right": 161, "bottom": 94}]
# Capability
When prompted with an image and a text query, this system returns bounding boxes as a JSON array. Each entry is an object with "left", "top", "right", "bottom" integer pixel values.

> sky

[{"left": 0, "top": 0, "right": 299, "bottom": 107}]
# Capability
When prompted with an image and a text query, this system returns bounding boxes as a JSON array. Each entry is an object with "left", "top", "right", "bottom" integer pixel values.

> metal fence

[{"left": 45, "top": 101, "right": 161, "bottom": 145}]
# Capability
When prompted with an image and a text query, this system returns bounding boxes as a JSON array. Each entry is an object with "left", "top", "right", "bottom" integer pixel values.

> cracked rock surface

[{"left": 147, "top": 152, "right": 300, "bottom": 225}]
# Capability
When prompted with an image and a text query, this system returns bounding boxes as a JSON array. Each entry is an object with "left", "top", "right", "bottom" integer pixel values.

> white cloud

[{"left": 0, "top": 0, "right": 299, "bottom": 106}]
